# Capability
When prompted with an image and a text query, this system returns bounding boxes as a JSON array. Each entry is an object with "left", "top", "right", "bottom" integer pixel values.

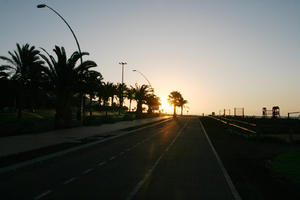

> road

[{"left": 0, "top": 117, "right": 237, "bottom": 200}]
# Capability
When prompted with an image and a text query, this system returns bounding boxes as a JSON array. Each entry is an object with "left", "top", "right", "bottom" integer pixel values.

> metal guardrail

[{"left": 209, "top": 116, "right": 256, "bottom": 134}]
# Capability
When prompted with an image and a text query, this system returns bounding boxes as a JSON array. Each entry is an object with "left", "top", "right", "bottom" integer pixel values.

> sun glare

[{"left": 160, "top": 97, "right": 172, "bottom": 114}]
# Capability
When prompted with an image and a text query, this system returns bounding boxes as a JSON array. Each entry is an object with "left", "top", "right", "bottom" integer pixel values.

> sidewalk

[{"left": 0, "top": 116, "right": 171, "bottom": 158}]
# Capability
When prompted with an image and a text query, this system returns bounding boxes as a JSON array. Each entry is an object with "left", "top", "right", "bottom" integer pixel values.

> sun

[{"left": 160, "top": 97, "right": 173, "bottom": 114}]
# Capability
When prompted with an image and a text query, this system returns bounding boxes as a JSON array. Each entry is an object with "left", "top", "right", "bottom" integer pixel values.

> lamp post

[
  {"left": 132, "top": 69, "right": 152, "bottom": 89},
  {"left": 119, "top": 62, "right": 127, "bottom": 85},
  {"left": 37, "top": 4, "right": 84, "bottom": 121},
  {"left": 37, "top": 4, "right": 82, "bottom": 64},
  {"left": 118, "top": 62, "right": 127, "bottom": 112}
]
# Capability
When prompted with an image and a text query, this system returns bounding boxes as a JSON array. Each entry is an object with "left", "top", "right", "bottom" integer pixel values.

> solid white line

[
  {"left": 97, "top": 161, "right": 107, "bottom": 166},
  {"left": 34, "top": 190, "right": 52, "bottom": 200},
  {"left": 199, "top": 120, "right": 242, "bottom": 200},
  {"left": 63, "top": 177, "right": 77, "bottom": 185},
  {"left": 126, "top": 119, "right": 189, "bottom": 200},
  {"left": 82, "top": 168, "right": 94, "bottom": 175}
]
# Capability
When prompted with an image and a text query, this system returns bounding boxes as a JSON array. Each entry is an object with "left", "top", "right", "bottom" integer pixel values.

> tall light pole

[
  {"left": 37, "top": 4, "right": 82, "bottom": 64},
  {"left": 37, "top": 4, "right": 84, "bottom": 121},
  {"left": 132, "top": 69, "right": 152, "bottom": 89},
  {"left": 119, "top": 62, "right": 127, "bottom": 112},
  {"left": 119, "top": 62, "right": 127, "bottom": 85}
]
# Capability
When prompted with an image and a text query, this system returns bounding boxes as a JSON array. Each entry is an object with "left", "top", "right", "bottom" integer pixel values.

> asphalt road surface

[{"left": 0, "top": 117, "right": 237, "bottom": 200}]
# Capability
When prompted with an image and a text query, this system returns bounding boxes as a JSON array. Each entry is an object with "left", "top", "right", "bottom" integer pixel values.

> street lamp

[
  {"left": 119, "top": 62, "right": 127, "bottom": 85},
  {"left": 118, "top": 62, "right": 127, "bottom": 110},
  {"left": 132, "top": 69, "right": 152, "bottom": 89},
  {"left": 37, "top": 4, "right": 82, "bottom": 64},
  {"left": 37, "top": 3, "right": 84, "bottom": 121}
]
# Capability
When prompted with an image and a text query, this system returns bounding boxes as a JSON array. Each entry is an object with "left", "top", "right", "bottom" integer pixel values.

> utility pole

[{"left": 119, "top": 62, "right": 127, "bottom": 114}]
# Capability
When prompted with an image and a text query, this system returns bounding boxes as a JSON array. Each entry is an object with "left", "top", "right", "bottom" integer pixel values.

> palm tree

[
  {"left": 83, "top": 70, "right": 103, "bottom": 117},
  {"left": 116, "top": 83, "right": 127, "bottom": 114},
  {"left": 168, "top": 91, "right": 182, "bottom": 116},
  {"left": 178, "top": 97, "right": 188, "bottom": 115},
  {"left": 126, "top": 87, "right": 135, "bottom": 112},
  {"left": 40, "top": 46, "right": 97, "bottom": 128},
  {"left": 99, "top": 82, "right": 112, "bottom": 117},
  {"left": 132, "top": 84, "right": 152, "bottom": 114},
  {"left": 0, "top": 43, "right": 44, "bottom": 119},
  {"left": 145, "top": 94, "right": 161, "bottom": 114},
  {"left": 109, "top": 83, "right": 117, "bottom": 108},
  {"left": 0, "top": 65, "right": 11, "bottom": 80}
]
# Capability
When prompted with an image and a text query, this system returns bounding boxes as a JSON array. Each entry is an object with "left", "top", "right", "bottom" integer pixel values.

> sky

[{"left": 1, "top": 0, "right": 300, "bottom": 116}]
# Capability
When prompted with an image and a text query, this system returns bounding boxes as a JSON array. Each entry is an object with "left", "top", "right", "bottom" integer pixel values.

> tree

[
  {"left": 99, "top": 82, "right": 113, "bottom": 117},
  {"left": 0, "top": 65, "right": 11, "bottom": 80},
  {"left": 83, "top": 70, "right": 103, "bottom": 117},
  {"left": 104, "top": 82, "right": 117, "bottom": 108},
  {"left": 40, "top": 46, "right": 97, "bottom": 128},
  {"left": 0, "top": 43, "right": 44, "bottom": 119},
  {"left": 131, "top": 84, "right": 152, "bottom": 114},
  {"left": 126, "top": 87, "right": 135, "bottom": 112},
  {"left": 168, "top": 91, "right": 182, "bottom": 116},
  {"left": 145, "top": 94, "right": 161, "bottom": 114},
  {"left": 116, "top": 83, "right": 127, "bottom": 114},
  {"left": 178, "top": 97, "right": 188, "bottom": 115}
]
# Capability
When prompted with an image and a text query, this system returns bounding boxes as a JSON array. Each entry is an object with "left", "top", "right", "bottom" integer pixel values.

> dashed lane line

[
  {"left": 82, "top": 168, "right": 94, "bottom": 175},
  {"left": 97, "top": 161, "right": 107, "bottom": 166},
  {"left": 0, "top": 118, "right": 173, "bottom": 174},
  {"left": 63, "top": 177, "right": 77, "bottom": 185},
  {"left": 33, "top": 190, "right": 52, "bottom": 200}
]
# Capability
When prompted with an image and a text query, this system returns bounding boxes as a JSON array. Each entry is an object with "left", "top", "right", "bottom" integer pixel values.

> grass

[
  {"left": 269, "top": 152, "right": 300, "bottom": 187},
  {"left": 0, "top": 109, "right": 55, "bottom": 125}
]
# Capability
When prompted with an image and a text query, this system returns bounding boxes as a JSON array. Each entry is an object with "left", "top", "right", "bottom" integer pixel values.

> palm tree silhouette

[
  {"left": 40, "top": 46, "right": 97, "bottom": 128},
  {"left": 145, "top": 94, "right": 161, "bottom": 114},
  {"left": 116, "top": 83, "right": 127, "bottom": 114},
  {"left": 132, "top": 84, "right": 152, "bottom": 114},
  {"left": 168, "top": 91, "right": 182, "bottom": 116},
  {"left": 0, "top": 65, "right": 11, "bottom": 80},
  {"left": 83, "top": 70, "right": 103, "bottom": 117},
  {"left": 178, "top": 97, "right": 188, "bottom": 115},
  {"left": 0, "top": 43, "right": 44, "bottom": 119},
  {"left": 99, "top": 82, "right": 113, "bottom": 117},
  {"left": 126, "top": 87, "right": 135, "bottom": 112}
]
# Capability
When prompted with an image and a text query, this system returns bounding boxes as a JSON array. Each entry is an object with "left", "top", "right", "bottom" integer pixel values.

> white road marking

[
  {"left": 82, "top": 168, "right": 94, "bottom": 175},
  {"left": 126, "top": 119, "right": 189, "bottom": 200},
  {"left": 199, "top": 120, "right": 242, "bottom": 200},
  {"left": 34, "top": 190, "right": 52, "bottom": 200},
  {"left": 0, "top": 118, "right": 173, "bottom": 175},
  {"left": 97, "top": 161, "right": 107, "bottom": 166},
  {"left": 63, "top": 177, "right": 77, "bottom": 185},
  {"left": 119, "top": 152, "right": 125, "bottom": 156}
]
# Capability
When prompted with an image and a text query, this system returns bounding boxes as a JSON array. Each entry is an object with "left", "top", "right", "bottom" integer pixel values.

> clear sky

[{"left": 1, "top": 0, "right": 300, "bottom": 116}]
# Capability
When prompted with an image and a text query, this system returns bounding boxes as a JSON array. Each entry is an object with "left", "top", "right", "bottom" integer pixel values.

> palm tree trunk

[
  {"left": 173, "top": 104, "right": 176, "bottom": 116},
  {"left": 83, "top": 95, "right": 86, "bottom": 120},
  {"left": 181, "top": 106, "right": 183, "bottom": 116},
  {"left": 111, "top": 95, "right": 114, "bottom": 107},
  {"left": 76, "top": 92, "right": 83, "bottom": 121},
  {"left": 89, "top": 93, "right": 93, "bottom": 117},
  {"left": 129, "top": 99, "right": 132, "bottom": 112},
  {"left": 17, "top": 86, "right": 23, "bottom": 120}
]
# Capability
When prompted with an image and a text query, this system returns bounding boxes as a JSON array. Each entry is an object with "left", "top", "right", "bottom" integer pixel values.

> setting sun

[{"left": 160, "top": 97, "right": 173, "bottom": 114}]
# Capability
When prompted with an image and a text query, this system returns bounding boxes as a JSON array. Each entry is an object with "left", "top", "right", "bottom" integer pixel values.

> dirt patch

[{"left": 201, "top": 117, "right": 300, "bottom": 200}]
